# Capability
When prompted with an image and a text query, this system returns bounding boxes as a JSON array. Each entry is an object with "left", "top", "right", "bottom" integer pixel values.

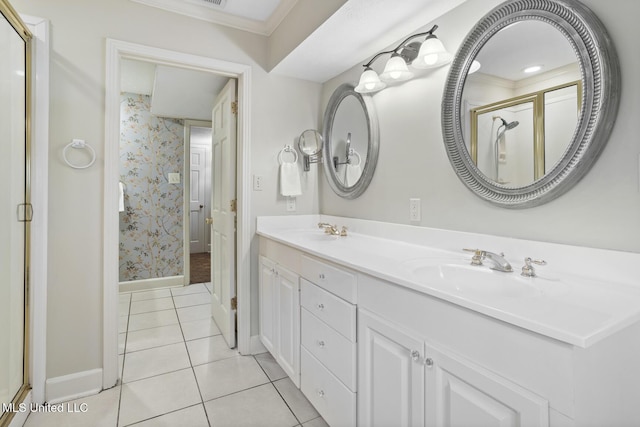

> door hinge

[
  {"left": 230, "top": 296, "right": 237, "bottom": 310},
  {"left": 230, "top": 199, "right": 237, "bottom": 213},
  {"left": 231, "top": 101, "right": 238, "bottom": 116},
  {"left": 17, "top": 203, "right": 33, "bottom": 222}
]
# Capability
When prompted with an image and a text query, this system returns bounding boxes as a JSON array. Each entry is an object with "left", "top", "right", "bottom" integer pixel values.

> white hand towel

[
  {"left": 345, "top": 163, "right": 362, "bottom": 187},
  {"left": 118, "top": 182, "right": 125, "bottom": 212},
  {"left": 280, "top": 162, "right": 302, "bottom": 196}
]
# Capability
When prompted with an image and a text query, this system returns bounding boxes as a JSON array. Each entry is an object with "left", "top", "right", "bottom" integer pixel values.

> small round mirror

[{"left": 298, "top": 129, "right": 323, "bottom": 156}]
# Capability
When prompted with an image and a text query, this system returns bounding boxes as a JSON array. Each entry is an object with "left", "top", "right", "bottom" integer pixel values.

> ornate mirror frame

[
  {"left": 323, "top": 83, "right": 379, "bottom": 199},
  {"left": 441, "top": 0, "right": 620, "bottom": 208}
]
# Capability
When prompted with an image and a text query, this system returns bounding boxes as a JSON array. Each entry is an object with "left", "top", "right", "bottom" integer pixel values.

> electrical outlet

[
  {"left": 286, "top": 197, "right": 296, "bottom": 212},
  {"left": 253, "top": 175, "right": 263, "bottom": 191},
  {"left": 409, "top": 198, "right": 421, "bottom": 221},
  {"left": 168, "top": 173, "right": 180, "bottom": 184}
]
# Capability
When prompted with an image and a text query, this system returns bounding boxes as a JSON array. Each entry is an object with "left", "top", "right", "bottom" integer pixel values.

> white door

[
  {"left": 210, "top": 79, "right": 237, "bottom": 348},
  {"left": 358, "top": 309, "right": 425, "bottom": 427},
  {"left": 189, "top": 146, "right": 207, "bottom": 253}
]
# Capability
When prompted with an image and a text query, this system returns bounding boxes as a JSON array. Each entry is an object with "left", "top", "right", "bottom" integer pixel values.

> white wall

[
  {"left": 12, "top": 0, "right": 322, "bottom": 381},
  {"left": 320, "top": 0, "right": 640, "bottom": 253}
]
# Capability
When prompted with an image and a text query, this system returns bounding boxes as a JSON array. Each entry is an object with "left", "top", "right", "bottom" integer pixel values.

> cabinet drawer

[
  {"left": 301, "top": 279, "right": 356, "bottom": 341},
  {"left": 301, "top": 308, "right": 357, "bottom": 391},
  {"left": 301, "top": 347, "right": 356, "bottom": 427},
  {"left": 300, "top": 255, "right": 357, "bottom": 303}
]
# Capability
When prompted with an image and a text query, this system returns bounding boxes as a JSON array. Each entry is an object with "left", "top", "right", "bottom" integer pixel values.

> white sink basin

[{"left": 401, "top": 257, "right": 566, "bottom": 298}]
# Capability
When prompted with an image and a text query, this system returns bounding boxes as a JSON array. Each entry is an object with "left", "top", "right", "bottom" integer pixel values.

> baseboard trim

[
  {"left": 250, "top": 334, "right": 267, "bottom": 355},
  {"left": 46, "top": 368, "right": 103, "bottom": 404},
  {"left": 7, "top": 391, "right": 31, "bottom": 427},
  {"left": 119, "top": 275, "right": 185, "bottom": 293}
]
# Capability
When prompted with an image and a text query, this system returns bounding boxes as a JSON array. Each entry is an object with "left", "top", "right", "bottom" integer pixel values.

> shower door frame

[{"left": 0, "top": 1, "right": 31, "bottom": 426}]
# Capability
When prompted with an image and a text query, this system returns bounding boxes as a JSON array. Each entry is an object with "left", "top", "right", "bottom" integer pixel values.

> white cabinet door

[
  {"left": 259, "top": 256, "right": 276, "bottom": 354},
  {"left": 358, "top": 309, "right": 425, "bottom": 427},
  {"left": 275, "top": 265, "right": 300, "bottom": 387},
  {"left": 425, "top": 345, "right": 549, "bottom": 427}
]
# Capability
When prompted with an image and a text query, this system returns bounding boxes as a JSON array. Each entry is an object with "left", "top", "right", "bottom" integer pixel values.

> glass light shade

[
  {"left": 354, "top": 68, "right": 386, "bottom": 93},
  {"left": 469, "top": 60, "right": 481, "bottom": 74},
  {"left": 413, "top": 35, "right": 453, "bottom": 69},
  {"left": 379, "top": 55, "right": 414, "bottom": 83}
]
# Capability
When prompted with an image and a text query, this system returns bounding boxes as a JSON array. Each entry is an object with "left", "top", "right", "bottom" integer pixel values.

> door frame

[
  {"left": 104, "top": 39, "right": 252, "bottom": 389},
  {"left": 183, "top": 119, "right": 213, "bottom": 286}
]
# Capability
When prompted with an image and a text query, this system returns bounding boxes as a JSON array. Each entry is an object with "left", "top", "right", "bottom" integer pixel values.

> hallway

[{"left": 24, "top": 283, "right": 327, "bottom": 427}]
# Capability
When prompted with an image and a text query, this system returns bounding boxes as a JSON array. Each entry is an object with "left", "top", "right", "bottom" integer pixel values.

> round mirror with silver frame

[
  {"left": 442, "top": 0, "right": 620, "bottom": 208},
  {"left": 323, "top": 83, "right": 379, "bottom": 199}
]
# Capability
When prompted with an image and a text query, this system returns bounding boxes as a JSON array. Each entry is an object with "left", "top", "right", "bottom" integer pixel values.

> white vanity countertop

[{"left": 257, "top": 215, "right": 640, "bottom": 348}]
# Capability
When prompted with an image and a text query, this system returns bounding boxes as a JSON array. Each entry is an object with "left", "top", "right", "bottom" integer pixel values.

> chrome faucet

[
  {"left": 318, "top": 223, "right": 348, "bottom": 236},
  {"left": 463, "top": 248, "right": 513, "bottom": 272}
]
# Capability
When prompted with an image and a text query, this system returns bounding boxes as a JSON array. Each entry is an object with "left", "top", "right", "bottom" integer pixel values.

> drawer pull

[
  {"left": 316, "top": 303, "right": 325, "bottom": 311},
  {"left": 317, "top": 389, "right": 325, "bottom": 398},
  {"left": 319, "top": 273, "right": 325, "bottom": 279},
  {"left": 317, "top": 340, "right": 326, "bottom": 348}
]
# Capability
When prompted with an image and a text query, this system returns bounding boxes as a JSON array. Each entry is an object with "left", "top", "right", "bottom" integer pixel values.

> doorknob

[
  {"left": 205, "top": 218, "right": 213, "bottom": 225},
  {"left": 199, "top": 204, "right": 204, "bottom": 209}
]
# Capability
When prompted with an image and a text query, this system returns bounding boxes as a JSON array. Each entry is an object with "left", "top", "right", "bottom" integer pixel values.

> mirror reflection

[
  {"left": 461, "top": 20, "right": 580, "bottom": 187},
  {"left": 330, "top": 95, "right": 368, "bottom": 186}
]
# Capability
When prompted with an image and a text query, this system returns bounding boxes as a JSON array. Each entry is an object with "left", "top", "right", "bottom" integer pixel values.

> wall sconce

[{"left": 355, "top": 25, "right": 452, "bottom": 94}]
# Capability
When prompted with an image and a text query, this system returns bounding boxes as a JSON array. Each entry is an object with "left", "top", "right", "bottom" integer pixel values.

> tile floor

[{"left": 25, "top": 283, "right": 328, "bottom": 427}]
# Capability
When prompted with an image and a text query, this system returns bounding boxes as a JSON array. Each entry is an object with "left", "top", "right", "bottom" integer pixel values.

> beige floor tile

[
  {"left": 255, "top": 352, "right": 287, "bottom": 381},
  {"left": 186, "top": 335, "right": 238, "bottom": 366},
  {"left": 131, "top": 404, "right": 209, "bottom": 427},
  {"left": 119, "top": 293, "right": 131, "bottom": 303},
  {"left": 181, "top": 317, "right": 221, "bottom": 341},
  {"left": 125, "top": 324, "right": 183, "bottom": 353},
  {"left": 130, "top": 297, "right": 174, "bottom": 315},
  {"left": 118, "top": 369, "right": 201, "bottom": 427},
  {"left": 128, "top": 309, "right": 178, "bottom": 332},
  {"left": 130, "top": 288, "right": 172, "bottom": 302},
  {"left": 119, "top": 355, "right": 125, "bottom": 378},
  {"left": 302, "top": 417, "right": 329, "bottom": 427},
  {"left": 119, "top": 316, "right": 129, "bottom": 333},
  {"left": 194, "top": 355, "right": 269, "bottom": 401},
  {"left": 274, "top": 377, "right": 319, "bottom": 424},
  {"left": 123, "top": 342, "right": 191, "bottom": 383},
  {"left": 119, "top": 332, "right": 126, "bottom": 355},
  {"left": 176, "top": 304, "right": 212, "bottom": 323},
  {"left": 119, "top": 300, "right": 130, "bottom": 316},
  {"left": 171, "top": 283, "right": 208, "bottom": 296},
  {"left": 204, "top": 383, "right": 297, "bottom": 427},
  {"left": 205, "top": 283, "right": 213, "bottom": 293},
  {"left": 24, "top": 386, "right": 120, "bottom": 427},
  {"left": 173, "top": 293, "right": 211, "bottom": 308}
]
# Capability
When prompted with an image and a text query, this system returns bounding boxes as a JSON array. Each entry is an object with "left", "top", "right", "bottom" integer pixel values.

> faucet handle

[
  {"left": 463, "top": 248, "right": 484, "bottom": 266},
  {"left": 340, "top": 226, "right": 348, "bottom": 237},
  {"left": 521, "top": 257, "right": 547, "bottom": 277}
]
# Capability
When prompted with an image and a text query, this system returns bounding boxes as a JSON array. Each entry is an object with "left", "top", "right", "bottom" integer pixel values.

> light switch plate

[
  {"left": 168, "top": 173, "right": 180, "bottom": 184},
  {"left": 253, "top": 175, "right": 263, "bottom": 191},
  {"left": 286, "top": 197, "right": 296, "bottom": 212}
]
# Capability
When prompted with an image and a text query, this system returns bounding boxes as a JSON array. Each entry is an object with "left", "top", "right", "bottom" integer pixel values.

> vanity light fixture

[
  {"left": 355, "top": 24, "right": 452, "bottom": 94},
  {"left": 469, "top": 60, "right": 481, "bottom": 74}
]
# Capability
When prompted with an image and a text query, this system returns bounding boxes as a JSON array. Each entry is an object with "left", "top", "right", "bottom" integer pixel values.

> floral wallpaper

[{"left": 119, "top": 93, "right": 184, "bottom": 282}]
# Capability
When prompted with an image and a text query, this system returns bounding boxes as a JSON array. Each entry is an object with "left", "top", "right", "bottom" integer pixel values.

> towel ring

[
  {"left": 63, "top": 139, "right": 96, "bottom": 169},
  {"left": 278, "top": 145, "right": 298, "bottom": 165},
  {"left": 349, "top": 149, "right": 362, "bottom": 167}
]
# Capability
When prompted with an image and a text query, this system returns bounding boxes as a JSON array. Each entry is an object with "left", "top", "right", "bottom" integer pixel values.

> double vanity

[{"left": 257, "top": 215, "right": 640, "bottom": 427}]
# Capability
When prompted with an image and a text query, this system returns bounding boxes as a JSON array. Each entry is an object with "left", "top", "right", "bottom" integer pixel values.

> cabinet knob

[
  {"left": 317, "top": 389, "right": 325, "bottom": 398},
  {"left": 317, "top": 340, "right": 326, "bottom": 348},
  {"left": 319, "top": 273, "right": 325, "bottom": 279},
  {"left": 316, "top": 303, "right": 325, "bottom": 311},
  {"left": 425, "top": 358, "right": 434, "bottom": 368},
  {"left": 411, "top": 350, "right": 421, "bottom": 363}
]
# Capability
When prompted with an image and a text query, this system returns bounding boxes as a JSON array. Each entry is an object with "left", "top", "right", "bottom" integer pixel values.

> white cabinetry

[
  {"left": 258, "top": 255, "right": 300, "bottom": 386},
  {"left": 358, "top": 308, "right": 549, "bottom": 427}
]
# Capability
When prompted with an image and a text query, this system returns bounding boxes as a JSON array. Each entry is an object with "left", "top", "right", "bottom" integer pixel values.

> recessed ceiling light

[{"left": 523, "top": 65, "right": 542, "bottom": 74}]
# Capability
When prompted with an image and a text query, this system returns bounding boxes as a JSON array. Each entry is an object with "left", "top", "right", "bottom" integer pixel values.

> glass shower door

[{"left": 0, "top": 0, "right": 30, "bottom": 424}]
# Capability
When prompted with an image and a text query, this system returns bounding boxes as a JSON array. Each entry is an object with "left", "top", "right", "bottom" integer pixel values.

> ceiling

[{"left": 122, "top": 0, "right": 471, "bottom": 118}]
